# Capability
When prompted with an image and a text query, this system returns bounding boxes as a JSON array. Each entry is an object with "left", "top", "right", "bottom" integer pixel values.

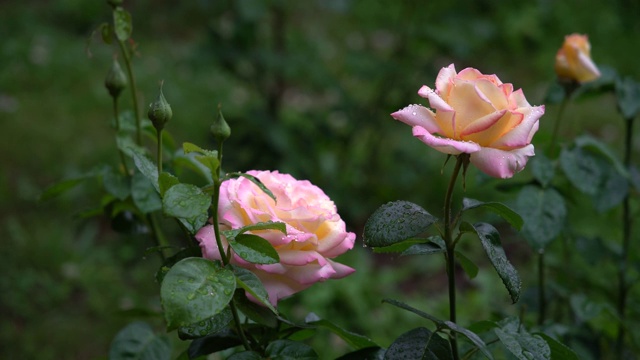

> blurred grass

[{"left": 1, "top": 0, "right": 639, "bottom": 358}]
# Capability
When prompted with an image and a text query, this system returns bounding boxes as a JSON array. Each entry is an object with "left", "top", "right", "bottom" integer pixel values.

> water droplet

[
  {"left": 223, "top": 289, "right": 232, "bottom": 296},
  {"left": 412, "top": 111, "right": 417, "bottom": 116},
  {"left": 186, "top": 292, "right": 196, "bottom": 300}
]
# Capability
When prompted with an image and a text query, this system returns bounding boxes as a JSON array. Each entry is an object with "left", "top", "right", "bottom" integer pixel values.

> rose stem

[
  {"left": 444, "top": 155, "right": 464, "bottom": 360},
  {"left": 117, "top": 38, "right": 142, "bottom": 145},
  {"left": 616, "top": 115, "right": 634, "bottom": 357},
  {"left": 112, "top": 96, "right": 130, "bottom": 175},
  {"left": 210, "top": 142, "right": 251, "bottom": 352}
]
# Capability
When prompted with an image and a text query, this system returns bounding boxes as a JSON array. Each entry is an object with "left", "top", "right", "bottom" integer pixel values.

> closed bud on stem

[
  {"left": 211, "top": 104, "right": 231, "bottom": 143},
  {"left": 105, "top": 58, "right": 127, "bottom": 99},
  {"left": 148, "top": 81, "right": 172, "bottom": 131}
]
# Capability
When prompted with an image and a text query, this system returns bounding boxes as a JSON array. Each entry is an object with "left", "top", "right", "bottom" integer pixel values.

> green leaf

[
  {"left": 382, "top": 299, "right": 492, "bottom": 359},
  {"left": 574, "top": 135, "right": 629, "bottom": 178},
  {"left": 99, "top": 22, "right": 112, "bottom": 44},
  {"left": 224, "top": 172, "right": 277, "bottom": 203},
  {"left": 455, "top": 251, "right": 478, "bottom": 279},
  {"left": 615, "top": 76, "right": 640, "bottom": 120},
  {"left": 495, "top": 329, "right": 550, "bottom": 360},
  {"left": 401, "top": 240, "right": 445, "bottom": 257},
  {"left": 227, "top": 351, "right": 264, "bottom": 360},
  {"left": 155, "top": 246, "right": 203, "bottom": 283},
  {"left": 383, "top": 327, "right": 450, "bottom": 360},
  {"left": 462, "top": 198, "right": 523, "bottom": 231},
  {"left": 188, "top": 330, "right": 241, "bottom": 358},
  {"left": 305, "top": 313, "right": 378, "bottom": 350},
  {"left": 535, "top": 333, "right": 579, "bottom": 360},
  {"left": 232, "top": 265, "right": 278, "bottom": 313},
  {"left": 569, "top": 293, "right": 603, "bottom": 322},
  {"left": 103, "top": 167, "right": 131, "bottom": 200},
  {"left": 592, "top": 163, "right": 629, "bottom": 213},
  {"left": 113, "top": 7, "right": 132, "bottom": 41},
  {"left": 265, "top": 339, "right": 318, "bottom": 360},
  {"left": 172, "top": 152, "right": 214, "bottom": 183},
  {"left": 108, "top": 321, "right": 171, "bottom": 360},
  {"left": 529, "top": 152, "right": 555, "bottom": 188},
  {"left": 158, "top": 172, "right": 180, "bottom": 197},
  {"left": 467, "top": 222, "right": 521, "bottom": 303},
  {"left": 559, "top": 146, "right": 606, "bottom": 195},
  {"left": 233, "top": 291, "right": 278, "bottom": 328},
  {"left": 443, "top": 321, "right": 493, "bottom": 360},
  {"left": 40, "top": 177, "right": 88, "bottom": 201},
  {"left": 372, "top": 238, "right": 431, "bottom": 254},
  {"left": 177, "top": 307, "right": 233, "bottom": 340},
  {"left": 130, "top": 147, "right": 159, "bottom": 192},
  {"left": 196, "top": 155, "right": 220, "bottom": 180},
  {"left": 229, "top": 234, "right": 280, "bottom": 265},
  {"left": 160, "top": 258, "right": 235, "bottom": 331},
  {"left": 516, "top": 185, "right": 566, "bottom": 250},
  {"left": 162, "top": 183, "right": 211, "bottom": 219},
  {"left": 131, "top": 171, "right": 162, "bottom": 213},
  {"left": 222, "top": 221, "right": 287, "bottom": 240},
  {"left": 363, "top": 201, "right": 437, "bottom": 247},
  {"left": 183, "top": 142, "right": 217, "bottom": 156},
  {"left": 178, "top": 214, "right": 209, "bottom": 235},
  {"left": 335, "top": 347, "right": 385, "bottom": 360}
]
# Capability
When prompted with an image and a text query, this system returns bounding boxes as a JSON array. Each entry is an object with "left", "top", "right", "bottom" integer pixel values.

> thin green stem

[
  {"left": 209, "top": 140, "right": 249, "bottom": 350},
  {"left": 156, "top": 128, "right": 163, "bottom": 175},
  {"left": 148, "top": 212, "right": 169, "bottom": 261},
  {"left": 537, "top": 249, "right": 546, "bottom": 325},
  {"left": 117, "top": 39, "right": 142, "bottom": 145},
  {"left": 444, "top": 155, "right": 465, "bottom": 360},
  {"left": 112, "top": 97, "right": 130, "bottom": 175},
  {"left": 616, "top": 116, "right": 634, "bottom": 356}
]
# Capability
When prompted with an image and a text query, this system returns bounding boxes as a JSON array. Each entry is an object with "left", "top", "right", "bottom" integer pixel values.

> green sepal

[{"left": 113, "top": 7, "right": 132, "bottom": 42}]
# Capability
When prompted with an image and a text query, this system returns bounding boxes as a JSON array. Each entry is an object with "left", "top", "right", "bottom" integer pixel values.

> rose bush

[
  {"left": 196, "top": 170, "right": 355, "bottom": 306},
  {"left": 555, "top": 33, "right": 600, "bottom": 83},
  {"left": 391, "top": 64, "right": 544, "bottom": 178}
]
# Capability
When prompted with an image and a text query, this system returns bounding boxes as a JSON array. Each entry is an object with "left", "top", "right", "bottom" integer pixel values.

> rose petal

[
  {"left": 412, "top": 126, "right": 481, "bottom": 155},
  {"left": 576, "top": 50, "right": 601, "bottom": 83},
  {"left": 490, "top": 105, "right": 544, "bottom": 148},
  {"left": 460, "top": 109, "right": 507, "bottom": 138},
  {"left": 470, "top": 145, "right": 535, "bottom": 178},
  {"left": 448, "top": 80, "right": 496, "bottom": 132},
  {"left": 435, "top": 63, "right": 457, "bottom": 97},
  {"left": 195, "top": 225, "right": 225, "bottom": 261},
  {"left": 390, "top": 104, "right": 441, "bottom": 133}
]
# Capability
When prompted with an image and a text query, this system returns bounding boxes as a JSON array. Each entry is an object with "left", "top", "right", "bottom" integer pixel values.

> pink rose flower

[
  {"left": 195, "top": 170, "right": 355, "bottom": 306},
  {"left": 555, "top": 34, "right": 600, "bottom": 83},
  {"left": 391, "top": 64, "right": 544, "bottom": 178}
]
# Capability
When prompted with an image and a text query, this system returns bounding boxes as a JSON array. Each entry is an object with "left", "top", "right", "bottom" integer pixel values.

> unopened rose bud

[
  {"left": 105, "top": 58, "right": 127, "bottom": 98},
  {"left": 555, "top": 34, "right": 600, "bottom": 84},
  {"left": 148, "top": 81, "right": 172, "bottom": 131},
  {"left": 211, "top": 104, "right": 231, "bottom": 143}
]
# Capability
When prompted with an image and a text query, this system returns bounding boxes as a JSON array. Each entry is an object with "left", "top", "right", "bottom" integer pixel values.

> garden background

[{"left": 1, "top": 0, "right": 639, "bottom": 358}]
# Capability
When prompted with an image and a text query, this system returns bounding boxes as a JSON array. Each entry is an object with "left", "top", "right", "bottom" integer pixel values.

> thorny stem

[
  {"left": 117, "top": 39, "right": 142, "bottom": 145},
  {"left": 616, "top": 116, "right": 634, "bottom": 357},
  {"left": 444, "top": 155, "right": 465, "bottom": 360}
]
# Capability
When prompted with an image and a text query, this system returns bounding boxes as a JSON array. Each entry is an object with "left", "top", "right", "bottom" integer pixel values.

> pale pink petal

[
  {"left": 577, "top": 50, "right": 601, "bottom": 81},
  {"left": 317, "top": 227, "right": 356, "bottom": 257},
  {"left": 195, "top": 225, "right": 225, "bottom": 261},
  {"left": 470, "top": 145, "right": 535, "bottom": 179},
  {"left": 326, "top": 259, "right": 356, "bottom": 278},
  {"left": 509, "top": 89, "right": 531, "bottom": 108},
  {"left": 418, "top": 86, "right": 455, "bottom": 112},
  {"left": 412, "top": 126, "right": 481, "bottom": 155},
  {"left": 460, "top": 110, "right": 506, "bottom": 137},
  {"left": 435, "top": 64, "right": 457, "bottom": 96},
  {"left": 252, "top": 272, "right": 309, "bottom": 306},
  {"left": 391, "top": 104, "right": 441, "bottom": 133},
  {"left": 490, "top": 105, "right": 544, "bottom": 148}
]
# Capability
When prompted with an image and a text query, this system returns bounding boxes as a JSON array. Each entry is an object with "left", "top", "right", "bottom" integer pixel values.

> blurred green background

[{"left": 2, "top": 0, "right": 639, "bottom": 358}]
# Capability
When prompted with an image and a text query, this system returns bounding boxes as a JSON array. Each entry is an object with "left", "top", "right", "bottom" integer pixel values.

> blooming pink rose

[
  {"left": 391, "top": 64, "right": 544, "bottom": 178},
  {"left": 195, "top": 170, "right": 355, "bottom": 306},
  {"left": 555, "top": 34, "right": 600, "bottom": 83}
]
